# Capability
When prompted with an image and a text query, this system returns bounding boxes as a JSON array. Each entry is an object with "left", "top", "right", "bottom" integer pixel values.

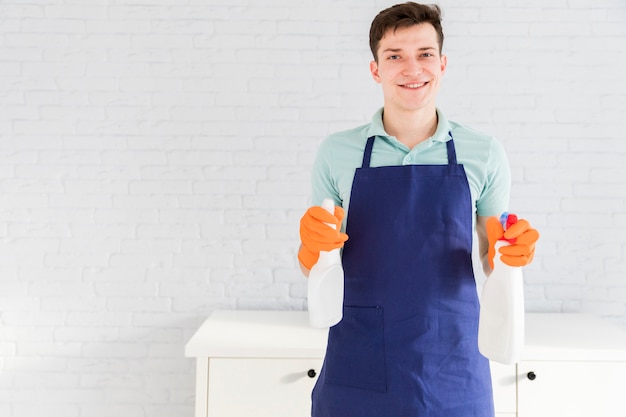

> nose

[{"left": 402, "top": 57, "right": 423, "bottom": 76}]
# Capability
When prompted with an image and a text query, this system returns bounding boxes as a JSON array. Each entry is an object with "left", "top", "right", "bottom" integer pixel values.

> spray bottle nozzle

[{"left": 499, "top": 212, "right": 518, "bottom": 244}]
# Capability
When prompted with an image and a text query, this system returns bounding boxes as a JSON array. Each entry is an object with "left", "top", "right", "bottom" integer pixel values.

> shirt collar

[{"left": 367, "top": 107, "right": 451, "bottom": 143}]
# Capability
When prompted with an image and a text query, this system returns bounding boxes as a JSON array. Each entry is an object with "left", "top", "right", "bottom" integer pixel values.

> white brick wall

[{"left": 0, "top": 0, "right": 625, "bottom": 415}]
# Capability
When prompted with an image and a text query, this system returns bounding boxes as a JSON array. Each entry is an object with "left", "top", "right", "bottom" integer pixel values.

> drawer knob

[
  {"left": 527, "top": 371, "right": 537, "bottom": 381},
  {"left": 307, "top": 369, "right": 317, "bottom": 378}
]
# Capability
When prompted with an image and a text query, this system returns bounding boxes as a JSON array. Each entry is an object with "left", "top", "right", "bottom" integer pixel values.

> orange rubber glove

[
  {"left": 298, "top": 205, "right": 348, "bottom": 270},
  {"left": 487, "top": 214, "right": 540, "bottom": 269}
]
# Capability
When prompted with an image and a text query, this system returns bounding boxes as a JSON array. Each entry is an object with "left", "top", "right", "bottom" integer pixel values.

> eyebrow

[{"left": 381, "top": 46, "right": 437, "bottom": 54}]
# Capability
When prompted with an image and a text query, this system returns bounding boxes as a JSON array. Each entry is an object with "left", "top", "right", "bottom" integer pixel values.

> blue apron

[{"left": 311, "top": 134, "right": 494, "bottom": 417}]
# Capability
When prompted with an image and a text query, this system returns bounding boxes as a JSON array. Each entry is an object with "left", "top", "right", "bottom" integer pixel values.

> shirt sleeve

[
  {"left": 476, "top": 138, "right": 511, "bottom": 217},
  {"left": 310, "top": 138, "right": 342, "bottom": 208}
]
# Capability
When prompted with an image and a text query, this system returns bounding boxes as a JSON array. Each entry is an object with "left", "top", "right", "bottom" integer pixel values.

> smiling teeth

[{"left": 405, "top": 83, "right": 425, "bottom": 88}]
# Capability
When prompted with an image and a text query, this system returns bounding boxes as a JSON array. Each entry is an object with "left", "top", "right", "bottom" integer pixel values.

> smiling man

[
  {"left": 298, "top": 3, "right": 539, "bottom": 416},
  {"left": 370, "top": 20, "right": 446, "bottom": 148}
]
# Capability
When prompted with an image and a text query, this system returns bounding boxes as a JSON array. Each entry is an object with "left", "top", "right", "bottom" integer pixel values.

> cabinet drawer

[
  {"left": 518, "top": 361, "right": 626, "bottom": 417},
  {"left": 207, "top": 357, "right": 323, "bottom": 417}
]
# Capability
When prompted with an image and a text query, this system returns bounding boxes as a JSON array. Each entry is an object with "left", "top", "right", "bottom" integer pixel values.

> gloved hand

[
  {"left": 487, "top": 214, "right": 540, "bottom": 269},
  {"left": 298, "top": 205, "right": 348, "bottom": 270}
]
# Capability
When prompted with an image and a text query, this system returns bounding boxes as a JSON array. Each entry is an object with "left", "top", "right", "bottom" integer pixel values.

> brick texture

[{"left": 0, "top": 0, "right": 625, "bottom": 415}]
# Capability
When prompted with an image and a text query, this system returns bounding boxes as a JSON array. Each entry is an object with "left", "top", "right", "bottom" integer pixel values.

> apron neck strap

[
  {"left": 362, "top": 132, "right": 457, "bottom": 168},
  {"left": 362, "top": 136, "right": 376, "bottom": 168},
  {"left": 446, "top": 132, "right": 457, "bottom": 165}
]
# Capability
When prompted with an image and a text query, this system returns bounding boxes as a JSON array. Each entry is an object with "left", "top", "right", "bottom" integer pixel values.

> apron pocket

[{"left": 324, "top": 305, "right": 387, "bottom": 392}]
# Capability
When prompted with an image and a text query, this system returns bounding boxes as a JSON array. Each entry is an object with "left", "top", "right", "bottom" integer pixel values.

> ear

[
  {"left": 370, "top": 60, "right": 381, "bottom": 83},
  {"left": 440, "top": 54, "right": 447, "bottom": 75}
]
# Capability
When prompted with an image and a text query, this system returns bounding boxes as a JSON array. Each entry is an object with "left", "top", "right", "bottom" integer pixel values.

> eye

[
  {"left": 420, "top": 53, "right": 434, "bottom": 58},
  {"left": 387, "top": 55, "right": 400, "bottom": 60}
]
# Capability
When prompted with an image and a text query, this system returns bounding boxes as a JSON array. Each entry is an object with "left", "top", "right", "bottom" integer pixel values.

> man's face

[{"left": 370, "top": 23, "right": 447, "bottom": 114}]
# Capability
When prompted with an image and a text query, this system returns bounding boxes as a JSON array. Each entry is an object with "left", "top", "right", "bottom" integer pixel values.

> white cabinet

[
  {"left": 516, "top": 314, "right": 626, "bottom": 417},
  {"left": 185, "top": 310, "right": 328, "bottom": 417},
  {"left": 517, "top": 361, "right": 626, "bottom": 417},
  {"left": 185, "top": 311, "right": 626, "bottom": 417},
  {"left": 491, "top": 361, "right": 516, "bottom": 416},
  {"left": 207, "top": 358, "right": 322, "bottom": 417}
]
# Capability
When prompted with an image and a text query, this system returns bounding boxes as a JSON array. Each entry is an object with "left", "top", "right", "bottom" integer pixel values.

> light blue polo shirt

[{"left": 311, "top": 108, "right": 511, "bottom": 230}]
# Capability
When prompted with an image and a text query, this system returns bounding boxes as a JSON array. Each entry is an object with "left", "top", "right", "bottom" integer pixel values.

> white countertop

[
  {"left": 185, "top": 310, "right": 626, "bottom": 361},
  {"left": 185, "top": 310, "right": 327, "bottom": 358},
  {"left": 523, "top": 313, "right": 626, "bottom": 361}
]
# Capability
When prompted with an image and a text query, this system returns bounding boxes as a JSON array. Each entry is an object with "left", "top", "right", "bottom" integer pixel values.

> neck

[{"left": 382, "top": 107, "right": 438, "bottom": 149}]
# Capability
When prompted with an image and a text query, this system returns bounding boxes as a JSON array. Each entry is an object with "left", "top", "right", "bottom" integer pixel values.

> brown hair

[{"left": 369, "top": 2, "right": 444, "bottom": 62}]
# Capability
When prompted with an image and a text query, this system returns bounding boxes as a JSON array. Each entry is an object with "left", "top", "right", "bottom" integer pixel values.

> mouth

[{"left": 401, "top": 82, "right": 428, "bottom": 89}]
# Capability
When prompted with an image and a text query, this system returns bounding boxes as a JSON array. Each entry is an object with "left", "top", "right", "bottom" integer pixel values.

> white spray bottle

[
  {"left": 307, "top": 198, "right": 344, "bottom": 328},
  {"left": 478, "top": 212, "right": 525, "bottom": 364}
]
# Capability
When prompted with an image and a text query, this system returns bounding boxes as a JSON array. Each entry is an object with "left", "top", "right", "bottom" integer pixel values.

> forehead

[{"left": 379, "top": 23, "right": 439, "bottom": 50}]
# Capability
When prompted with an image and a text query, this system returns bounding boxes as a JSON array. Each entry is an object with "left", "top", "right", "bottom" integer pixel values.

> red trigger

[{"left": 504, "top": 214, "right": 518, "bottom": 244}]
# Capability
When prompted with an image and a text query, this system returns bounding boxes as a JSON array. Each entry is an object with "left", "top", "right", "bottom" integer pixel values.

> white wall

[{"left": 0, "top": 0, "right": 625, "bottom": 416}]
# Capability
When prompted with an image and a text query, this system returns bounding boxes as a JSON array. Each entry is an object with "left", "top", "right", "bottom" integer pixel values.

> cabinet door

[
  {"left": 207, "top": 358, "right": 323, "bottom": 417},
  {"left": 518, "top": 361, "right": 626, "bottom": 417},
  {"left": 491, "top": 362, "right": 516, "bottom": 414}
]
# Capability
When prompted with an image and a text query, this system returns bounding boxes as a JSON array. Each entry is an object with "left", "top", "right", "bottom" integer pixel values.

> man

[{"left": 298, "top": 3, "right": 539, "bottom": 416}]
